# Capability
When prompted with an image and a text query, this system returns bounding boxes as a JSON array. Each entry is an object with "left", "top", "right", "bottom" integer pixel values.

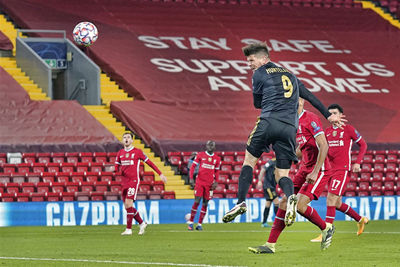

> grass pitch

[{"left": 1, "top": 220, "right": 399, "bottom": 267}]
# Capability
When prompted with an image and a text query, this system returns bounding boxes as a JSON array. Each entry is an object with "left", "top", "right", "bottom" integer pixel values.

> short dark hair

[
  {"left": 242, "top": 42, "right": 270, "bottom": 57},
  {"left": 328, "top": 104, "right": 344, "bottom": 113},
  {"left": 123, "top": 132, "right": 134, "bottom": 138}
]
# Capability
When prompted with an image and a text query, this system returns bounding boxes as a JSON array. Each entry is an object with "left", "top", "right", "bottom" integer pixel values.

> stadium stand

[
  {"left": 0, "top": 30, "right": 13, "bottom": 52},
  {"left": 167, "top": 150, "right": 400, "bottom": 197}
]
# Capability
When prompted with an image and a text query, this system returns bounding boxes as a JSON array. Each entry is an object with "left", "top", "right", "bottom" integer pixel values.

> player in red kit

[
  {"left": 115, "top": 132, "right": 167, "bottom": 236},
  {"left": 311, "top": 104, "right": 368, "bottom": 242},
  {"left": 187, "top": 141, "right": 221, "bottom": 231},
  {"left": 249, "top": 98, "right": 334, "bottom": 254}
]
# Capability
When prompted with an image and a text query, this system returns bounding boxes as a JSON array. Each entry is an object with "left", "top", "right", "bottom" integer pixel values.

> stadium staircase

[{"left": 360, "top": 0, "right": 400, "bottom": 29}]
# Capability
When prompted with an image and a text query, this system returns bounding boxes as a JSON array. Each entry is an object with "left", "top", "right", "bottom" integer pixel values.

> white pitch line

[
  {"left": 163, "top": 230, "right": 400, "bottom": 234},
  {"left": 0, "top": 257, "right": 247, "bottom": 267}
]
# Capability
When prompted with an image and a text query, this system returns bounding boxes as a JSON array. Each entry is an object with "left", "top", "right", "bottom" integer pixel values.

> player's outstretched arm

[
  {"left": 298, "top": 81, "right": 347, "bottom": 128},
  {"left": 306, "top": 134, "right": 328, "bottom": 184},
  {"left": 144, "top": 158, "right": 166, "bottom": 183},
  {"left": 353, "top": 138, "right": 367, "bottom": 172}
]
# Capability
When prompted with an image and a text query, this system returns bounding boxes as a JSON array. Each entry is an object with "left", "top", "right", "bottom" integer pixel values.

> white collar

[
  {"left": 299, "top": 109, "right": 305, "bottom": 119},
  {"left": 206, "top": 151, "right": 214, "bottom": 156},
  {"left": 124, "top": 146, "right": 134, "bottom": 152}
]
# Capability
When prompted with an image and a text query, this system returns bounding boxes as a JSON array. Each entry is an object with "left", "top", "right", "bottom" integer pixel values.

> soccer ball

[
  {"left": 72, "top": 22, "right": 98, "bottom": 47},
  {"left": 184, "top": 213, "right": 191, "bottom": 222}
]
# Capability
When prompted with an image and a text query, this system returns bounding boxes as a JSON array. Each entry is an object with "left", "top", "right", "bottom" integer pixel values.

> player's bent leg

[
  {"left": 357, "top": 217, "right": 369, "bottom": 236},
  {"left": 222, "top": 202, "right": 247, "bottom": 223},
  {"left": 248, "top": 242, "right": 276, "bottom": 254}
]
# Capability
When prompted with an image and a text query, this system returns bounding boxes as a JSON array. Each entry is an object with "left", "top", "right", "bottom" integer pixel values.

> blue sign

[
  {"left": 0, "top": 196, "right": 399, "bottom": 227},
  {"left": 26, "top": 42, "right": 67, "bottom": 69}
]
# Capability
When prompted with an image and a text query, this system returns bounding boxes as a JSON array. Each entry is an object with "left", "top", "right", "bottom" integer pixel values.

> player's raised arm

[{"left": 298, "top": 80, "right": 346, "bottom": 128}]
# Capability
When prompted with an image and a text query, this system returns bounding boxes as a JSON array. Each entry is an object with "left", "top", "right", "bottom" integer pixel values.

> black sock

[
  {"left": 278, "top": 176, "right": 294, "bottom": 198},
  {"left": 237, "top": 165, "right": 253, "bottom": 203},
  {"left": 274, "top": 204, "right": 278, "bottom": 215},
  {"left": 263, "top": 206, "right": 271, "bottom": 223}
]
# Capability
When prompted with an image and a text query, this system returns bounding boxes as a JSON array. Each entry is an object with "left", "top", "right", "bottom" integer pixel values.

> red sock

[
  {"left": 337, "top": 203, "right": 361, "bottom": 222},
  {"left": 301, "top": 206, "right": 326, "bottom": 230},
  {"left": 267, "top": 208, "right": 286, "bottom": 243},
  {"left": 190, "top": 202, "right": 199, "bottom": 222},
  {"left": 198, "top": 205, "right": 207, "bottom": 224},
  {"left": 126, "top": 207, "right": 134, "bottom": 229},
  {"left": 325, "top": 206, "right": 336, "bottom": 224},
  {"left": 132, "top": 207, "right": 143, "bottom": 225}
]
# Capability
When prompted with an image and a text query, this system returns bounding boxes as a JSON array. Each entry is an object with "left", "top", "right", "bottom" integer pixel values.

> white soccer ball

[
  {"left": 73, "top": 22, "right": 98, "bottom": 47},
  {"left": 184, "top": 213, "right": 191, "bottom": 222}
]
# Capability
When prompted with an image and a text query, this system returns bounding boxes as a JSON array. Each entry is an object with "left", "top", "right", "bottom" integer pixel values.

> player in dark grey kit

[{"left": 222, "top": 42, "right": 345, "bottom": 227}]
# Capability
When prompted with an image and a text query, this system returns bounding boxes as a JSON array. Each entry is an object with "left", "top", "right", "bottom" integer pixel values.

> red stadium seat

[
  {"left": 384, "top": 181, "right": 395, "bottom": 191},
  {"left": 222, "top": 155, "right": 234, "bottom": 162},
  {"left": 65, "top": 152, "right": 79, "bottom": 164},
  {"left": 107, "top": 152, "right": 117, "bottom": 163},
  {"left": 37, "top": 153, "right": 51, "bottom": 164},
  {"left": 5, "top": 182, "right": 19, "bottom": 194},
  {"left": 361, "top": 163, "right": 372, "bottom": 172},
  {"left": 235, "top": 152, "right": 245, "bottom": 163},
  {"left": 46, "top": 192, "right": 60, "bottom": 201},
  {"left": 3, "top": 164, "right": 16, "bottom": 174},
  {"left": 47, "top": 163, "right": 60, "bottom": 173},
  {"left": 0, "top": 184, "right": 4, "bottom": 193},
  {"left": 387, "top": 154, "right": 397, "bottom": 163},
  {"left": 71, "top": 172, "right": 84, "bottom": 183},
  {"left": 61, "top": 192, "right": 75, "bottom": 201},
  {"left": 225, "top": 189, "right": 236, "bottom": 198},
  {"left": 386, "top": 163, "right": 397, "bottom": 172},
  {"left": 373, "top": 163, "right": 384, "bottom": 172},
  {"left": 16, "top": 192, "right": 29, "bottom": 202},
  {"left": 17, "top": 163, "right": 31, "bottom": 174},
  {"left": 350, "top": 172, "right": 358, "bottom": 182},
  {"left": 358, "top": 191, "right": 369, "bottom": 197},
  {"left": 142, "top": 172, "right": 154, "bottom": 182},
  {"left": 371, "top": 191, "right": 382, "bottom": 196},
  {"left": 136, "top": 192, "right": 147, "bottom": 200},
  {"left": 52, "top": 152, "right": 65, "bottom": 163},
  {"left": 93, "top": 152, "right": 107, "bottom": 163},
  {"left": 41, "top": 172, "right": 55, "bottom": 183},
  {"left": 100, "top": 175, "right": 113, "bottom": 183},
  {"left": 359, "top": 172, "right": 371, "bottom": 182},
  {"left": 346, "top": 182, "right": 357, "bottom": 191},
  {"left": 85, "top": 172, "right": 99, "bottom": 183},
  {"left": 60, "top": 163, "right": 74, "bottom": 173},
  {"left": 371, "top": 181, "right": 382, "bottom": 191},
  {"left": 362, "top": 155, "right": 373, "bottom": 164},
  {"left": 152, "top": 181, "right": 165, "bottom": 192},
  {"left": 344, "top": 191, "right": 356, "bottom": 197},
  {"left": 372, "top": 172, "right": 383, "bottom": 182},
  {"left": 228, "top": 183, "right": 239, "bottom": 191},
  {"left": 182, "top": 154, "right": 192, "bottom": 164},
  {"left": 384, "top": 172, "right": 396, "bottom": 181},
  {"left": 213, "top": 191, "right": 224, "bottom": 198},
  {"left": 32, "top": 163, "right": 46, "bottom": 173},
  {"left": 220, "top": 162, "right": 232, "bottom": 172},
  {"left": 103, "top": 163, "right": 114, "bottom": 172},
  {"left": 104, "top": 191, "right": 120, "bottom": 201},
  {"left": 80, "top": 181, "right": 94, "bottom": 193},
  {"left": 76, "top": 162, "right": 89, "bottom": 172},
  {"left": 80, "top": 152, "right": 93, "bottom": 163},
  {"left": 37, "top": 182, "right": 50, "bottom": 193},
  {"left": 75, "top": 192, "right": 90, "bottom": 201},
  {"left": 0, "top": 173, "right": 11, "bottom": 184},
  {"left": 110, "top": 181, "right": 121, "bottom": 193},
  {"left": 21, "top": 182, "right": 35, "bottom": 193},
  {"left": 91, "top": 191, "right": 104, "bottom": 201},
  {"left": 56, "top": 172, "right": 70, "bottom": 183},
  {"left": 113, "top": 174, "right": 122, "bottom": 183},
  {"left": 94, "top": 181, "right": 109, "bottom": 192},
  {"left": 30, "top": 192, "right": 45, "bottom": 202},
  {"left": 230, "top": 171, "right": 240, "bottom": 182},
  {"left": 374, "top": 154, "right": 385, "bottom": 163},
  {"left": 66, "top": 182, "right": 79, "bottom": 193},
  {"left": 90, "top": 162, "right": 104, "bottom": 172},
  {"left": 232, "top": 162, "right": 242, "bottom": 172},
  {"left": 148, "top": 191, "right": 162, "bottom": 200},
  {"left": 161, "top": 191, "right": 175, "bottom": 199},
  {"left": 215, "top": 183, "right": 226, "bottom": 191},
  {"left": 52, "top": 182, "right": 65, "bottom": 193},
  {"left": 139, "top": 182, "right": 151, "bottom": 193},
  {"left": 12, "top": 174, "right": 26, "bottom": 184},
  {"left": 384, "top": 191, "right": 394, "bottom": 196},
  {"left": 22, "top": 153, "right": 36, "bottom": 163},
  {"left": 0, "top": 193, "right": 15, "bottom": 202},
  {"left": 217, "top": 173, "right": 229, "bottom": 184},
  {"left": 358, "top": 182, "right": 369, "bottom": 191},
  {"left": 26, "top": 173, "right": 40, "bottom": 184},
  {"left": 169, "top": 155, "right": 181, "bottom": 165}
]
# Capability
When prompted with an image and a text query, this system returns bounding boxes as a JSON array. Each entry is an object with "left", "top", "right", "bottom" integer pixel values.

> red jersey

[
  {"left": 296, "top": 110, "right": 330, "bottom": 170},
  {"left": 325, "top": 124, "right": 365, "bottom": 171},
  {"left": 115, "top": 147, "right": 161, "bottom": 186},
  {"left": 190, "top": 151, "right": 221, "bottom": 185}
]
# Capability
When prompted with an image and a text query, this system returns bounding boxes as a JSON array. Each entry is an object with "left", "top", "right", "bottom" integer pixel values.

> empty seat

[
  {"left": 110, "top": 181, "right": 121, "bottom": 193},
  {"left": 230, "top": 171, "right": 240, "bottom": 183},
  {"left": 371, "top": 191, "right": 382, "bottom": 196},
  {"left": 371, "top": 181, "right": 382, "bottom": 191},
  {"left": 386, "top": 163, "right": 396, "bottom": 172},
  {"left": 76, "top": 162, "right": 89, "bottom": 172},
  {"left": 359, "top": 172, "right": 371, "bottom": 182},
  {"left": 12, "top": 174, "right": 26, "bottom": 184},
  {"left": 361, "top": 163, "right": 372, "bottom": 172},
  {"left": 0, "top": 193, "right": 15, "bottom": 202},
  {"left": 93, "top": 152, "right": 107, "bottom": 163},
  {"left": 60, "top": 163, "right": 74, "bottom": 173},
  {"left": 65, "top": 152, "right": 79, "bottom": 164},
  {"left": 71, "top": 172, "right": 84, "bottom": 183},
  {"left": 21, "top": 182, "right": 35, "bottom": 193},
  {"left": 358, "top": 191, "right": 369, "bottom": 197},
  {"left": 142, "top": 172, "right": 155, "bottom": 182},
  {"left": 139, "top": 181, "right": 151, "bottom": 193},
  {"left": 32, "top": 163, "right": 46, "bottom": 173},
  {"left": 374, "top": 154, "right": 385, "bottom": 163},
  {"left": 26, "top": 173, "right": 40, "bottom": 184},
  {"left": 85, "top": 172, "right": 99, "bottom": 183},
  {"left": 0, "top": 173, "right": 11, "bottom": 184},
  {"left": 66, "top": 182, "right": 79, "bottom": 193},
  {"left": 136, "top": 192, "right": 148, "bottom": 200},
  {"left": 225, "top": 189, "right": 236, "bottom": 198},
  {"left": 46, "top": 192, "right": 60, "bottom": 201},
  {"left": 169, "top": 155, "right": 181, "bottom": 165},
  {"left": 61, "top": 192, "right": 75, "bottom": 201},
  {"left": 37, "top": 182, "right": 51, "bottom": 193},
  {"left": 80, "top": 152, "right": 93, "bottom": 163},
  {"left": 22, "top": 153, "right": 36, "bottom": 163},
  {"left": 75, "top": 191, "right": 90, "bottom": 201},
  {"left": 90, "top": 191, "right": 104, "bottom": 201},
  {"left": 90, "top": 162, "right": 104, "bottom": 172},
  {"left": 384, "top": 172, "right": 396, "bottom": 181},
  {"left": 94, "top": 181, "right": 109, "bottom": 192},
  {"left": 37, "top": 153, "right": 51, "bottom": 164},
  {"left": 372, "top": 172, "right": 383, "bottom": 181},
  {"left": 52, "top": 182, "right": 65, "bottom": 193},
  {"left": 384, "top": 181, "right": 395, "bottom": 191},
  {"left": 17, "top": 163, "right": 31, "bottom": 174},
  {"left": 387, "top": 154, "right": 397, "bottom": 163},
  {"left": 0, "top": 153, "right": 7, "bottom": 164},
  {"left": 80, "top": 181, "right": 94, "bottom": 193},
  {"left": 344, "top": 191, "right": 356, "bottom": 197},
  {"left": 104, "top": 191, "right": 120, "bottom": 201},
  {"left": 161, "top": 191, "right": 175, "bottom": 199},
  {"left": 16, "top": 192, "right": 30, "bottom": 202},
  {"left": 5, "top": 183, "right": 20, "bottom": 194},
  {"left": 358, "top": 182, "right": 369, "bottom": 191},
  {"left": 228, "top": 183, "right": 239, "bottom": 191},
  {"left": 232, "top": 162, "right": 242, "bottom": 172},
  {"left": 30, "top": 192, "right": 45, "bottom": 202},
  {"left": 220, "top": 163, "right": 232, "bottom": 172},
  {"left": 152, "top": 181, "right": 165, "bottom": 192},
  {"left": 41, "top": 172, "right": 55, "bottom": 183},
  {"left": 362, "top": 155, "right": 373, "bottom": 164},
  {"left": 346, "top": 182, "right": 357, "bottom": 191},
  {"left": 148, "top": 191, "right": 162, "bottom": 200},
  {"left": 3, "top": 164, "right": 16, "bottom": 174},
  {"left": 374, "top": 163, "right": 385, "bottom": 172},
  {"left": 52, "top": 152, "right": 65, "bottom": 163},
  {"left": 107, "top": 152, "right": 117, "bottom": 163},
  {"left": 47, "top": 163, "right": 60, "bottom": 173},
  {"left": 56, "top": 172, "right": 70, "bottom": 183}
]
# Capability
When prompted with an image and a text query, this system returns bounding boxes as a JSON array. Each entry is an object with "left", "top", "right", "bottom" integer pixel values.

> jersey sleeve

[
  {"left": 214, "top": 157, "right": 221, "bottom": 181},
  {"left": 298, "top": 78, "right": 331, "bottom": 119},
  {"left": 347, "top": 125, "right": 362, "bottom": 143},
  {"left": 252, "top": 70, "right": 263, "bottom": 95},
  {"left": 309, "top": 116, "right": 324, "bottom": 138},
  {"left": 189, "top": 154, "right": 200, "bottom": 179},
  {"left": 114, "top": 150, "right": 121, "bottom": 172},
  {"left": 347, "top": 125, "right": 367, "bottom": 164}
]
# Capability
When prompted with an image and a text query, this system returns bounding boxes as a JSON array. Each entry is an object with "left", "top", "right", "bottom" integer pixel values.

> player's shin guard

[
  {"left": 299, "top": 206, "right": 326, "bottom": 231},
  {"left": 237, "top": 165, "right": 253, "bottom": 203},
  {"left": 278, "top": 177, "right": 294, "bottom": 198},
  {"left": 198, "top": 205, "right": 208, "bottom": 224},
  {"left": 267, "top": 208, "right": 286, "bottom": 243},
  {"left": 126, "top": 207, "right": 134, "bottom": 229},
  {"left": 337, "top": 203, "right": 361, "bottom": 222},
  {"left": 325, "top": 206, "right": 336, "bottom": 224},
  {"left": 190, "top": 202, "right": 200, "bottom": 222}
]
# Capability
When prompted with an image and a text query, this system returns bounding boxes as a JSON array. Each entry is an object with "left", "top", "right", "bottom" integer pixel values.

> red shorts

[
  {"left": 121, "top": 179, "right": 140, "bottom": 202},
  {"left": 328, "top": 169, "right": 350, "bottom": 196},
  {"left": 194, "top": 183, "right": 213, "bottom": 200},
  {"left": 293, "top": 168, "right": 331, "bottom": 200}
]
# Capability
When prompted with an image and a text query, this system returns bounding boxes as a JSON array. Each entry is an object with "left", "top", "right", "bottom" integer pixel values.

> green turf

[{"left": 1, "top": 220, "right": 399, "bottom": 267}]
